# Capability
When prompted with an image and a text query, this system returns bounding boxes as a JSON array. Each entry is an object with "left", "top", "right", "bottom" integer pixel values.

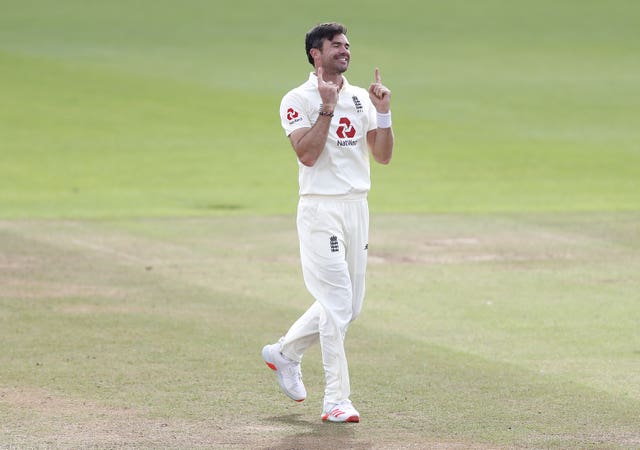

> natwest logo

[
  {"left": 336, "top": 117, "right": 356, "bottom": 138},
  {"left": 287, "top": 108, "right": 299, "bottom": 120},
  {"left": 336, "top": 117, "right": 358, "bottom": 147},
  {"left": 286, "top": 107, "right": 302, "bottom": 123}
]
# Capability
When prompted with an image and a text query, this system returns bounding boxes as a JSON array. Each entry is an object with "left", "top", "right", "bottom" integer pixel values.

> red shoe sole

[{"left": 322, "top": 414, "right": 360, "bottom": 423}]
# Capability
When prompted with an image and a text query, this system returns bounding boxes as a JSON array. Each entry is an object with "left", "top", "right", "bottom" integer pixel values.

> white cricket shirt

[{"left": 280, "top": 73, "right": 377, "bottom": 197}]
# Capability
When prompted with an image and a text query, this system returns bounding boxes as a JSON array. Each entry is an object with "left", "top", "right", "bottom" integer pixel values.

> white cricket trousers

[{"left": 280, "top": 194, "right": 369, "bottom": 407}]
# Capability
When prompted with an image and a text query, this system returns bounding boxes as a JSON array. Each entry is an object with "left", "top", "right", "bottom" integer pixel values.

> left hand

[{"left": 368, "top": 68, "right": 391, "bottom": 113}]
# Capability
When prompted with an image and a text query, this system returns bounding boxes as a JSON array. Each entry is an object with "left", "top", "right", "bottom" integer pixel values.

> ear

[{"left": 310, "top": 48, "right": 320, "bottom": 63}]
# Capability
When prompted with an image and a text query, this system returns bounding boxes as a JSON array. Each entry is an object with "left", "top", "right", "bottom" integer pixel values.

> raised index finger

[
  {"left": 374, "top": 67, "right": 381, "bottom": 84},
  {"left": 317, "top": 66, "right": 325, "bottom": 84}
]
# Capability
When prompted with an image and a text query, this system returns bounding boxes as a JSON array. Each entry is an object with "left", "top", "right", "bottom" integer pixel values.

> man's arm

[
  {"left": 367, "top": 68, "right": 394, "bottom": 165},
  {"left": 367, "top": 127, "right": 394, "bottom": 165},
  {"left": 289, "top": 114, "right": 332, "bottom": 167},
  {"left": 289, "top": 66, "right": 339, "bottom": 167}
]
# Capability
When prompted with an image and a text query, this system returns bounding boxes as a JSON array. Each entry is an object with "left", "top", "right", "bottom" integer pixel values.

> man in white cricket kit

[{"left": 262, "top": 22, "right": 394, "bottom": 423}]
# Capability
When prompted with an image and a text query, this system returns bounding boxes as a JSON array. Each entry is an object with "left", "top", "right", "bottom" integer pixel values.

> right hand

[{"left": 317, "top": 66, "right": 338, "bottom": 111}]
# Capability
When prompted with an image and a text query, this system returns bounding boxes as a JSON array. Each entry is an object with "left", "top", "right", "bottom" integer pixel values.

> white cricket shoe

[
  {"left": 262, "top": 343, "right": 306, "bottom": 402},
  {"left": 321, "top": 400, "right": 360, "bottom": 423}
]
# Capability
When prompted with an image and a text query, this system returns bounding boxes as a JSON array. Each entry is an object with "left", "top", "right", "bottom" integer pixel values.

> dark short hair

[{"left": 305, "top": 22, "right": 347, "bottom": 66}]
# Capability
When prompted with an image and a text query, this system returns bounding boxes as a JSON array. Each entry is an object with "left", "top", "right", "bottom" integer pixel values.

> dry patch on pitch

[
  {"left": 1, "top": 386, "right": 283, "bottom": 449},
  {"left": 1, "top": 387, "right": 493, "bottom": 449}
]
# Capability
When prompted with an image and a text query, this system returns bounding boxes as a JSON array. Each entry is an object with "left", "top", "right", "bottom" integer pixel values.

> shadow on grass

[{"left": 262, "top": 413, "right": 371, "bottom": 450}]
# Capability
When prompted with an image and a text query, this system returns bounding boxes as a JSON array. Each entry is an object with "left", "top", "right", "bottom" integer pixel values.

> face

[{"left": 314, "top": 33, "right": 350, "bottom": 74}]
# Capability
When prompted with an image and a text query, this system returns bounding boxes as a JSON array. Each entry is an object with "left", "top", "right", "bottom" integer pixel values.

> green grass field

[{"left": 1, "top": 1, "right": 639, "bottom": 448}]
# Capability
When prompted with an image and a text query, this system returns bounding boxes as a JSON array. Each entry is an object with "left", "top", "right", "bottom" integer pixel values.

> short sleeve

[{"left": 280, "top": 92, "right": 311, "bottom": 137}]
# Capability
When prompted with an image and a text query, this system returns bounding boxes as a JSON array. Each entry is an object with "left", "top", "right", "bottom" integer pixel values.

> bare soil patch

[{"left": 1, "top": 387, "right": 493, "bottom": 449}]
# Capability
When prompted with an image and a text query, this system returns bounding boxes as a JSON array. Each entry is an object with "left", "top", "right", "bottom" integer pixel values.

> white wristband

[{"left": 377, "top": 111, "right": 392, "bottom": 128}]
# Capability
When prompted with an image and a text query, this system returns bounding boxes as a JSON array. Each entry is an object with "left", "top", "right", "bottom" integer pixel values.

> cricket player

[{"left": 262, "top": 22, "right": 394, "bottom": 423}]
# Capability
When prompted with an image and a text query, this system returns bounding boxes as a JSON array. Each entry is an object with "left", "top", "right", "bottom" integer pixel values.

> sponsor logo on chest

[{"left": 336, "top": 117, "right": 358, "bottom": 147}]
